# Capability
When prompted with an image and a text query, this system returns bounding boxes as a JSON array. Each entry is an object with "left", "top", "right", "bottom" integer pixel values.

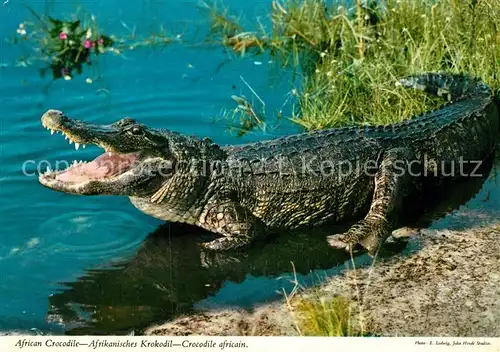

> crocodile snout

[{"left": 41, "top": 109, "right": 68, "bottom": 130}]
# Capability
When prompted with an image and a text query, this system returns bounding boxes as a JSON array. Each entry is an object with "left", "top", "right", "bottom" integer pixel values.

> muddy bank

[{"left": 145, "top": 224, "right": 500, "bottom": 336}]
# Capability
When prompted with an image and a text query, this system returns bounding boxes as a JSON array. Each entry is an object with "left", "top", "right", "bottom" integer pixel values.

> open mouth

[{"left": 39, "top": 117, "right": 140, "bottom": 187}]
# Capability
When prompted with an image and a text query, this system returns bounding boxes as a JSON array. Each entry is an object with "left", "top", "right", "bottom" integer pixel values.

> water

[{"left": 0, "top": 0, "right": 499, "bottom": 335}]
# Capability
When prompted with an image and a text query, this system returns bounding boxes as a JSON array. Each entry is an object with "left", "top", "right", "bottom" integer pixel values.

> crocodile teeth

[
  {"left": 75, "top": 143, "right": 80, "bottom": 150},
  {"left": 69, "top": 139, "right": 73, "bottom": 145},
  {"left": 108, "top": 152, "right": 113, "bottom": 157},
  {"left": 50, "top": 130, "right": 55, "bottom": 135},
  {"left": 47, "top": 166, "right": 52, "bottom": 172},
  {"left": 65, "top": 135, "right": 69, "bottom": 140},
  {"left": 82, "top": 144, "right": 86, "bottom": 149}
]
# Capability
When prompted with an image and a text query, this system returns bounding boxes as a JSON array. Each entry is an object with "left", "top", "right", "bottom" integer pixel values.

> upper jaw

[{"left": 41, "top": 109, "right": 122, "bottom": 152}]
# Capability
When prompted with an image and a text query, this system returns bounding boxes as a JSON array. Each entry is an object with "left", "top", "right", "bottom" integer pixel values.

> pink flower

[
  {"left": 83, "top": 39, "right": 94, "bottom": 49},
  {"left": 97, "top": 37, "right": 104, "bottom": 45},
  {"left": 59, "top": 32, "right": 68, "bottom": 40}
]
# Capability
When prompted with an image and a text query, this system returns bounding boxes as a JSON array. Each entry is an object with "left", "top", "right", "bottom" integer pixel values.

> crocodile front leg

[
  {"left": 328, "top": 147, "right": 415, "bottom": 256},
  {"left": 198, "top": 201, "right": 266, "bottom": 251}
]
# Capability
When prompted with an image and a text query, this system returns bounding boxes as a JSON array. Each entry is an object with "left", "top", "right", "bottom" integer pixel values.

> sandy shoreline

[{"left": 145, "top": 224, "right": 500, "bottom": 336}]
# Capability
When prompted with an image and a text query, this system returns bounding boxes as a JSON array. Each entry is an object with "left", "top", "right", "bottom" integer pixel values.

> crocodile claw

[
  {"left": 326, "top": 235, "right": 359, "bottom": 253},
  {"left": 327, "top": 219, "right": 390, "bottom": 257}
]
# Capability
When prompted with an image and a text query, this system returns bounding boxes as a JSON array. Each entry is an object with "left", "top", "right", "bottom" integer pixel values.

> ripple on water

[{"left": 37, "top": 210, "right": 148, "bottom": 261}]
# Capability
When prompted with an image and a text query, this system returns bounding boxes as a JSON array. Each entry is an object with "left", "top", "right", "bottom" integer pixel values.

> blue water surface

[{"left": 0, "top": 0, "right": 499, "bottom": 335}]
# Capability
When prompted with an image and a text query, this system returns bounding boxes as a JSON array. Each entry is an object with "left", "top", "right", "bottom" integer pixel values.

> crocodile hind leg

[
  {"left": 199, "top": 202, "right": 266, "bottom": 251},
  {"left": 328, "top": 147, "right": 415, "bottom": 256}
]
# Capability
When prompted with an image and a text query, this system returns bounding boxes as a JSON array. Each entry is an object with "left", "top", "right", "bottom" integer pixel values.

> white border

[{"left": 1, "top": 336, "right": 499, "bottom": 351}]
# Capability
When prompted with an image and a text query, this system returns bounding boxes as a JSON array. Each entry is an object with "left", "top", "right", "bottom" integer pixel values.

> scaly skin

[{"left": 39, "top": 73, "right": 500, "bottom": 255}]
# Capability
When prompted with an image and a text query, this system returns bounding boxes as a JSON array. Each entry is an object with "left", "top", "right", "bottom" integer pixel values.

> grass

[
  {"left": 205, "top": 0, "right": 500, "bottom": 133},
  {"left": 292, "top": 294, "right": 365, "bottom": 336},
  {"left": 281, "top": 261, "right": 371, "bottom": 337}
]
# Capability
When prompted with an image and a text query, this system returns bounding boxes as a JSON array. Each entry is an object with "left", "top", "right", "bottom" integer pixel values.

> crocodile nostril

[
  {"left": 41, "top": 109, "right": 70, "bottom": 131},
  {"left": 49, "top": 109, "right": 65, "bottom": 118}
]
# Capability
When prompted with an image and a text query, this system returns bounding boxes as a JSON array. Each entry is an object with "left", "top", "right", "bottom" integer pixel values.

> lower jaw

[
  {"left": 39, "top": 156, "right": 166, "bottom": 196},
  {"left": 39, "top": 167, "right": 136, "bottom": 195},
  {"left": 44, "top": 152, "right": 140, "bottom": 185}
]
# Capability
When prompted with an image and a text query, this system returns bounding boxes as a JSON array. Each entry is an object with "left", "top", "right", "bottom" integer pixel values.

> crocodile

[{"left": 38, "top": 73, "right": 499, "bottom": 255}]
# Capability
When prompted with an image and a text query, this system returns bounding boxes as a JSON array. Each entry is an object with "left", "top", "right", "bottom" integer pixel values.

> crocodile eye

[{"left": 130, "top": 126, "right": 143, "bottom": 135}]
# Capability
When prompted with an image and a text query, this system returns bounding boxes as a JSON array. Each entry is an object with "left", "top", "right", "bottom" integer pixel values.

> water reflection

[{"left": 47, "top": 153, "right": 497, "bottom": 335}]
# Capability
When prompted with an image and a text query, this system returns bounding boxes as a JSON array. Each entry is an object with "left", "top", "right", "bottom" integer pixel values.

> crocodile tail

[{"left": 398, "top": 72, "right": 491, "bottom": 102}]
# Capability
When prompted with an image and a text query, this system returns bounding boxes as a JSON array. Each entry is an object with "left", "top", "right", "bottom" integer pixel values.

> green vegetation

[
  {"left": 206, "top": 0, "right": 500, "bottom": 133},
  {"left": 14, "top": 7, "right": 176, "bottom": 80},
  {"left": 292, "top": 294, "right": 366, "bottom": 336},
  {"left": 282, "top": 266, "right": 369, "bottom": 337}
]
